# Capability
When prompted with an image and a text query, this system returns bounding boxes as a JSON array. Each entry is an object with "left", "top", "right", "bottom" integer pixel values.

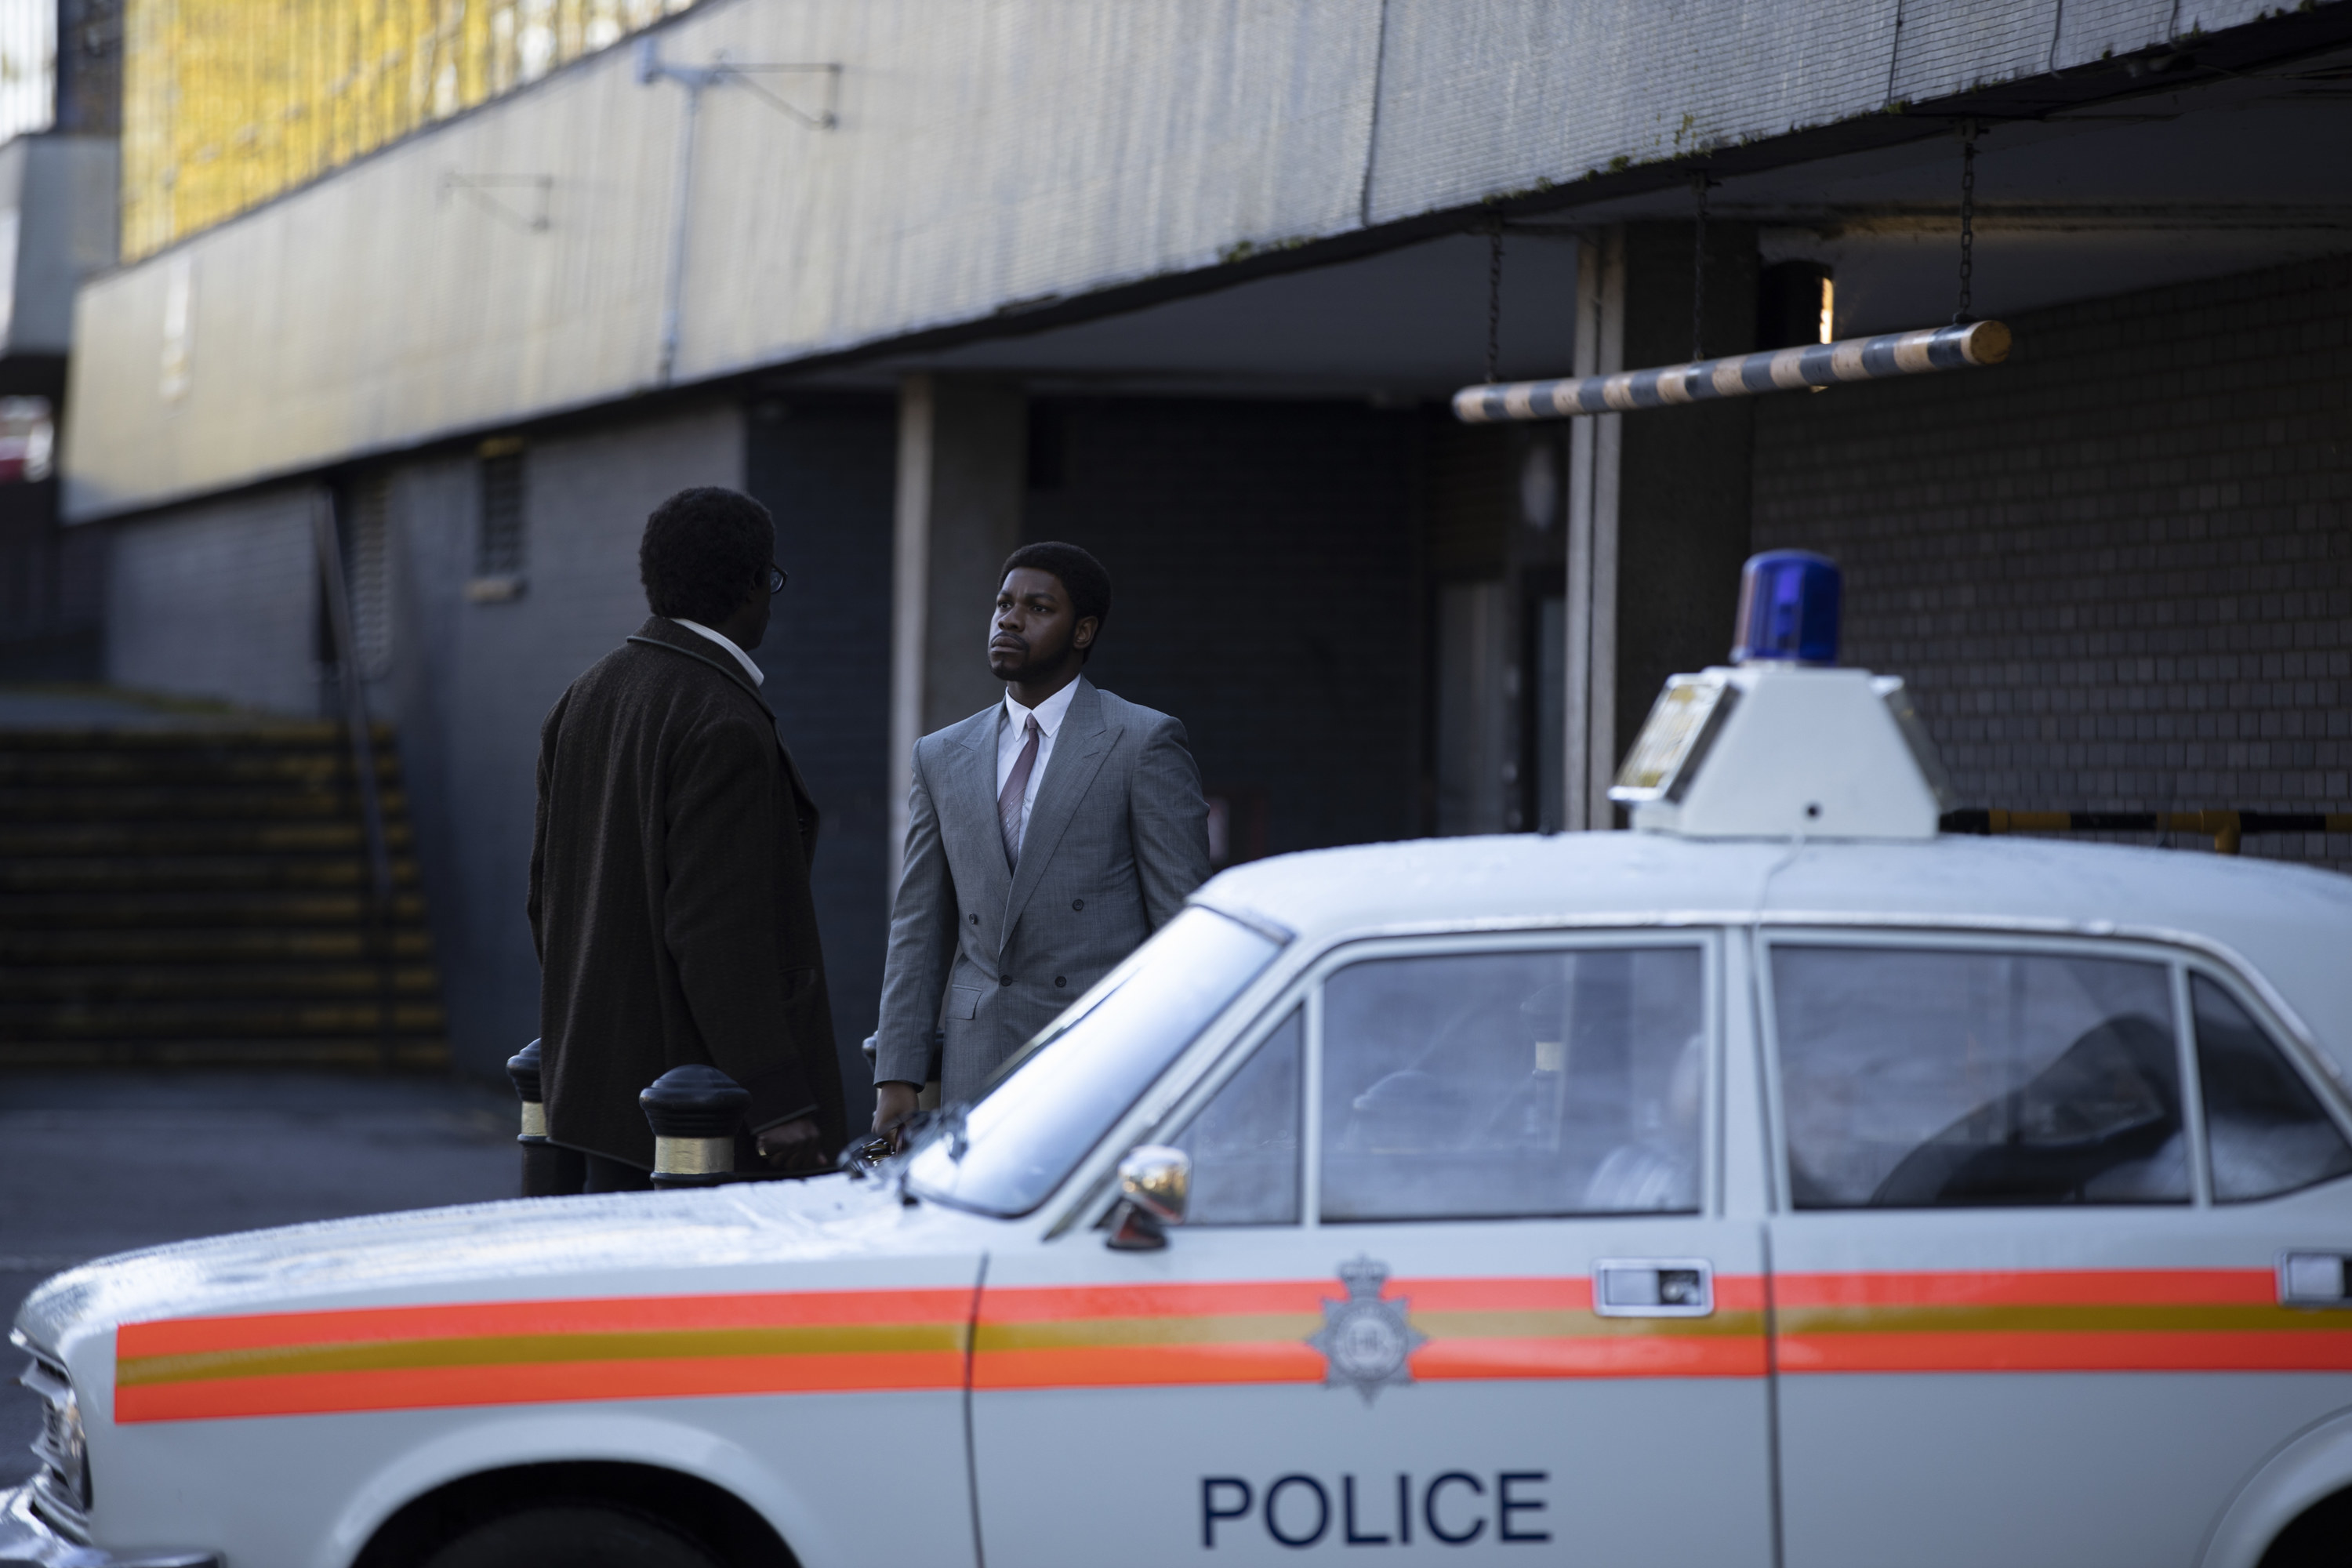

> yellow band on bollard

[
  {"left": 654, "top": 1134, "right": 733, "bottom": 1178},
  {"left": 518, "top": 1102, "right": 547, "bottom": 1140}
]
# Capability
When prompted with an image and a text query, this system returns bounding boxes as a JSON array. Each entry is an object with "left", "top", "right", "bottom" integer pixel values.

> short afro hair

[
  {"left": 640, "top": 487, "right": 775, "bottom": 626},
  {"left": 1000, "top": 542, "right": 1111, "bottom": 660}
]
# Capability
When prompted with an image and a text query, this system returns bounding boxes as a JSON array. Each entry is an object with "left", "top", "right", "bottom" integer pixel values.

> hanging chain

[
  {"left": 1954, "top": 119, "right": 1977, "bottom": 325},
  {"left": 1690, "top": 170, "right": 1710, "bottom": 361},
  {"left": 1486, "top": 221, "right": 1504, "bottom": 384}
]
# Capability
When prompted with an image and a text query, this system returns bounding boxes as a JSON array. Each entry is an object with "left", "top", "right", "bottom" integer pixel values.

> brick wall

[
  {"left": 107, "top": 486, "right": 322, "bottom": 714},
  {"left": 1024, "top": 397, "right": 1425, "bottom": 858},
  {"left": 1752, "top": 253, "right": 2352, "bottom": 872},
  {"left": 746, "top": 398, "right": 898, "bottom": 1125}
]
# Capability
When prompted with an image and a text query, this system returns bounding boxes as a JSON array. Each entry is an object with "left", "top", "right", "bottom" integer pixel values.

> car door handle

[
  {"left": 1592, "top": 1258, "right": 1714, "bottom": 1318},
  {"left": 2280, "top": 1252, "right": 2352, "bottom": 1307}
]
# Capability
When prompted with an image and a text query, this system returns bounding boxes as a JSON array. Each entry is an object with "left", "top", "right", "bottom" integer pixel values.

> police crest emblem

[{"left": 1308, "top": 1257, "right": 1427, "bottom": 1403}]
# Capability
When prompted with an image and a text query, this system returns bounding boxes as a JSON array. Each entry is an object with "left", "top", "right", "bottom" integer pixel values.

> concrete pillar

[
  {"left": 887, "top": 374, "right": 1027, "bottom": 891},
  {"left": 1563, "top": 230, "right": 1624, "bottom": 832},
  {"left": 1563, "top": 222, "right": 1759, "bottom": 829}
]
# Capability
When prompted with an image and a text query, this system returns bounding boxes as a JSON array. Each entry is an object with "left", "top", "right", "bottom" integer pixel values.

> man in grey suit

[{"left": 872, "top": 542, "right": 1211, "bottom": 1135}]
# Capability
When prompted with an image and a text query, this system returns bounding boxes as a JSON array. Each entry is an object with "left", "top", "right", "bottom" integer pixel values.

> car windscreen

[{"left": 905, "top": 907, "right": 1283, "bottom": 1218}]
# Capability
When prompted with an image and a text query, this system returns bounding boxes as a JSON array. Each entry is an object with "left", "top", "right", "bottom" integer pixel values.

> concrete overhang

[{"left": 60, "top": 0, "right": 2352, "bottom": 524}]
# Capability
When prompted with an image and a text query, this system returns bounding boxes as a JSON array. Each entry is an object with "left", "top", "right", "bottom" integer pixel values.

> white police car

[{"left": 11, "top": 556, "right": 2352, "bottom": 1568}]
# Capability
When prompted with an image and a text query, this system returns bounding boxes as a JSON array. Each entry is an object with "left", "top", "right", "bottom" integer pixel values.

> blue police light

[{"left": 1731, "top": 550, "right": 1842, "bottom": 665}]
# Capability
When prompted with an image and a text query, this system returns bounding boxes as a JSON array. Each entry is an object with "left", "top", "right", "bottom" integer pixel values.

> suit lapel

[
  {"left": 946, "top": 708, "right": 1014, "bottom": 915},
  {"left": 1002, "top": 678, "right": 1120, "bottom": 940}
]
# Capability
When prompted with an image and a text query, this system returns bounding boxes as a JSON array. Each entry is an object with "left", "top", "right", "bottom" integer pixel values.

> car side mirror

[{"left": 1105, "top": 1145, "right": 1190, "bottom": 1250}]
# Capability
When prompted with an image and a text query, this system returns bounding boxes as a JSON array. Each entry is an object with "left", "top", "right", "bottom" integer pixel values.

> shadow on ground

[{"left": 2, "top": 1071, "right": 518, "bottom": 1486}]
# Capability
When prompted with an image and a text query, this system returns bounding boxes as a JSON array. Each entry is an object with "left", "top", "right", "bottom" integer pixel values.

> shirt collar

[
  {"left": 668, "top": 619, "right": 765, "bottom": 688},
  {"left": 1004, "top": 677, "right": 1080, "bottom": 738}
]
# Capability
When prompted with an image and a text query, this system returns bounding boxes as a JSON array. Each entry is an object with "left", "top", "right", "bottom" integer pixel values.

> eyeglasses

[{"left": 768, "top": 564, "right": 789, "bottom": 595}]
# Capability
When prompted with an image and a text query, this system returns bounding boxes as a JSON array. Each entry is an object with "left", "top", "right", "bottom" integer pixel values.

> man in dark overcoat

[{"left": 529, "top": 485, "right": 845, "bottom": 1190}]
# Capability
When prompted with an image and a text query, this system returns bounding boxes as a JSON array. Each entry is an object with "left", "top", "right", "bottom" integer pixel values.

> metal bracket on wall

[
  {"left": 635, "top": 42, "right": 842, "bottom": 128},
  {"left": 637, "top": 42, "right": 841, "bottom": 384},
  {"left": 437, "top": 173, "right": 554, "bottom": 233}
]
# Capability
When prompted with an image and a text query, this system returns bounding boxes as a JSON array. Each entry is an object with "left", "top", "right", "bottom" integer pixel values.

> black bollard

[
  {"left": 641, "top": 1065, "right": 751, "bottom": 1189},
  {"left": 509, "top": 1040, "right": 583, "bottom": 1197}
]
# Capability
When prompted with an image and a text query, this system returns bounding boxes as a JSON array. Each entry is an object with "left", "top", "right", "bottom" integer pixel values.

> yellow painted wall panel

[{"left": 120, "top": 0, "right": 699, "bottom": 257}]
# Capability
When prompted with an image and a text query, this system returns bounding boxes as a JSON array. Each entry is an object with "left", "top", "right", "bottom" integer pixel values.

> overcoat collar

[
  {"left": 624, "top": 617, "right": 822, "bottom": 850},
  {"left": 625, "top": 617, "right": 775, "bottom": 720}
]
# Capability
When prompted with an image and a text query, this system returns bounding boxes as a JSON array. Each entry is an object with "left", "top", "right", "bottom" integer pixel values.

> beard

[{"left": 989, "top": 627, "right": 1071, "bottom": 681}]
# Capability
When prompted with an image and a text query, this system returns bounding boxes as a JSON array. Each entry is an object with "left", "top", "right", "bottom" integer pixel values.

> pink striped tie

[{"left": 998, "top": 713, "right": 1041, "bottom": 867}]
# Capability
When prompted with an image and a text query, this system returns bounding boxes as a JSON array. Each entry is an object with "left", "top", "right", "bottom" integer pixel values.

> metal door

[{"left": 971, "top": 930, "right": 1775, "bottom": 1566}]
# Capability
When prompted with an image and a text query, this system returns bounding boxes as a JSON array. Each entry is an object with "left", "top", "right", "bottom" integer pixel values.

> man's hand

[
  {"left": 873, "top": 1081, "right": 923, "bottom": 1151},
  {"left": 755, "top": 1116, "right": 826, "bottom": 1173}
]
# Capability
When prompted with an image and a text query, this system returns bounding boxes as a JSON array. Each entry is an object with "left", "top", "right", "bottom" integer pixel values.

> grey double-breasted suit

[{"left": 873, "top": 677, "right": 1213, "bottom": 1105}]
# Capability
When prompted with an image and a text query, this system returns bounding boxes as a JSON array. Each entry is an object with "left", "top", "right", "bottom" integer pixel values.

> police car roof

[{"left": 1195, "top": 831, "right": 2352, "bottom": 1079}]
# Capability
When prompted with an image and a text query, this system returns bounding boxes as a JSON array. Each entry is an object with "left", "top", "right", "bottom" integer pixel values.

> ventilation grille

[{"left": 476, "top": 443, "right": 525, "bottom": 578}]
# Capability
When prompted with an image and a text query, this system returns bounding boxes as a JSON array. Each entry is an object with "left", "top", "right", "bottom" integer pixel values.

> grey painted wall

[
  {"left": 0, "top": 135, "right": 118, "bottom": 358},
  {"left": 106, "top": 487, "right": 323, "bottom": 715}
]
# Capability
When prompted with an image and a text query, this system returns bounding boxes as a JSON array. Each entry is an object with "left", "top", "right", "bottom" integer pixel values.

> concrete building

[
  {"left": 0, "top": 0, "right": 121, "bottom": 678},
  {"left": 56, "top": 0, "right": 2352, "bottom": 1105}
]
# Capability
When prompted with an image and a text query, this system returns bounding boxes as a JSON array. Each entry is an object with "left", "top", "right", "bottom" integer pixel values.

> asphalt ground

[{"left": 1, "top": 1071, "right": 519, "bottom": 1486}]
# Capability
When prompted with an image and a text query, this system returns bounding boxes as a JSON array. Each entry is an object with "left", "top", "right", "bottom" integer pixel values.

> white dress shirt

[
  {"left": 670, "top": 619, "right": 765, "bottom": 688},
  {"left": 996, "top": 678, "right": 1080, "bottom": 855}
]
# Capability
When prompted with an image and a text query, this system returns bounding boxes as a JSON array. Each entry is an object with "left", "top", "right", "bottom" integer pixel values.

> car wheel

[{"left": 422, "top": 1504, "right": 726, "bottom": 1568}]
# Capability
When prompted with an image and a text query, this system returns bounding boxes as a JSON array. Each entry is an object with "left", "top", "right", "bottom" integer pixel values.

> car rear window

[{"left": 1773, "top": 944, "right": 2188, "bottom": 1209}]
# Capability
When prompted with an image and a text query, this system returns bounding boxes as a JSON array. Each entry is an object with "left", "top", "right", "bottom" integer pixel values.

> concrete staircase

[{"left": 0, "top": 723, "right": 448, "bottom": 1067}]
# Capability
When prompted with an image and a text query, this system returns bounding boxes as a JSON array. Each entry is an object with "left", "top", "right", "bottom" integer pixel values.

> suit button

[
  {"left": 968, "top": 913, "right": 979, "bottom": 925},
  {"left": 1000, "top": 974, "right": 1012, "bottom": 986},
  {"left": 1054, "top": 976, "right": 1066, "bottom": 988},
  {"left": 1071, "top": 898, "right": 1084, "bottom": 911}
]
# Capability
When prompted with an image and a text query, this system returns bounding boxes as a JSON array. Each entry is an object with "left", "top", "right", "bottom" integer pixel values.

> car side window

[
  {"left": 1167, "top": 1009, "right": 1302, "bottom": 1225},
  {"left": 1773, "top": 945, "right": 2188, "bottom": 1209},
  {"left": 1318, "top": 945, "right": 1704, "bottom": 1223},
  {"left": 2194, "top": 975, "right": 2352, "bottom": 1203}
]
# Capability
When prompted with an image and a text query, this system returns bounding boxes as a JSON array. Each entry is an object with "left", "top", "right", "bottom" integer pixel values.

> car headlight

[{"left": 16, "top": 1339, "right": 91, "bottom": 1534}]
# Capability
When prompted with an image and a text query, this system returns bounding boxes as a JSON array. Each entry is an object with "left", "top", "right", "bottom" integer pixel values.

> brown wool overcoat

[{"left": 528, "top": 617, "right": 846, "bottom": 1171}]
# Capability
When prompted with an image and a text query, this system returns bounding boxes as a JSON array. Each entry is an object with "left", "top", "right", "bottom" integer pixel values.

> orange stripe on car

[
  {"left": 118, "top": 1288, "right": 974, "bottom": 1359},
  {"left": 116, "top": 1289, "right": 975, "bottom": 1425},
  {"left": 1773, "top": 1269, "right": 2352, "bottom": 1375},
  {"left": 1773, "top": 1268, "right": 2275, "bottom": 1311},
  {"left": 970, "top": 1273, "right": 1768, "bottom": 1389},
  {"left": 117, "top": 1349, "right": 971, "bottom": 1423},
  {"left": 1780, "top": 1327, "right": 2352, "bottom": 1375},
  {"left": 124, "top": 1268, "right": 2336, "bottom": 1424}
]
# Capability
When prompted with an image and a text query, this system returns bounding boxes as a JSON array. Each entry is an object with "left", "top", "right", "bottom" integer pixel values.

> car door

[
  {"left": 971, "top": 929, "right": 1775, "bottom": 1566},
  {"left": 1760, "top": 930, "right": 2352, "bottom": 1568}
]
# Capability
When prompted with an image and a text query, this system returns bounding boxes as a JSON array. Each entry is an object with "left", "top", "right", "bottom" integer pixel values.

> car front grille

[{"left": 16, "top": 1345, "right": 92, "bottom": 1543}]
